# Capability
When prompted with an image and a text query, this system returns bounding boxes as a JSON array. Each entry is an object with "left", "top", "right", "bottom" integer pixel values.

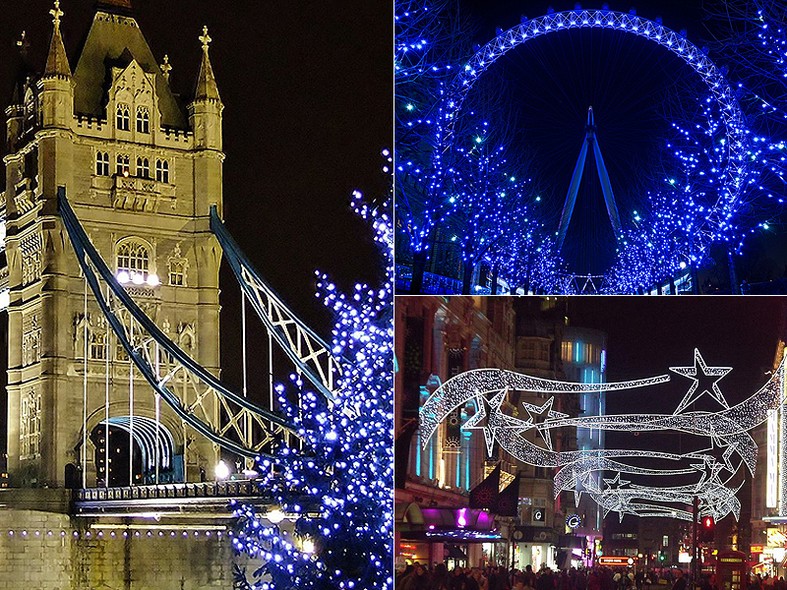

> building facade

[
  {"left": 562, "top": 325, "right": 607, "bottom": 562},
  {"left": 3, "top": 0, "right": 223, "bottom": 488},
  {"left": 395, "top": 296, "right": 517, "bottom": 567}
]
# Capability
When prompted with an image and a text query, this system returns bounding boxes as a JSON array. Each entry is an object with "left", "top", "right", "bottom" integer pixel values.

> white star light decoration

[
  {"left": 420, "top": 350, "right": 786, "bottom": 522},
  {"left": 671, "top": 349, "right": 732, "bottom": 415},
  {"left": 521, "top": 397, "right": 568, "bottom": 451}
]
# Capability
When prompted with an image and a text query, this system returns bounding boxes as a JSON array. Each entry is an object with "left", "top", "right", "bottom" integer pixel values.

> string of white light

[{"left": 420, "top": 349, "right": 785, "bottom": 521}]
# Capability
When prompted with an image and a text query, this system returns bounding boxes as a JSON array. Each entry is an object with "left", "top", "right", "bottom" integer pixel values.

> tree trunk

[
  {"left": 410, "top": 250, "right": 426, "bottom": 294},
  {"left": 490, "top": 262, "right": 500, "bottom": 295},
  {"left": 727, "top": 248, "right": 739, "bottom": 295},
  {"left": 461, "top": 260, "right": 474, "bottom": 295}
]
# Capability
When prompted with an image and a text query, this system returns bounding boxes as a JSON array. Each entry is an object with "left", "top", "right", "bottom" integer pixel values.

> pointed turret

[
  {"left": 188, "top": 26, "right": 224, "bottom": 214},
  {"left": 6, "top": 32, "right": 33, "bottom": 151},
  {"left": 189, "top": 26, "right": 224, "bottom": 151},
  {"left": 38, "top": 0, "right": 74, "bottom": 131},
  {"left": 43, "top": 1, "right": 71, "bottom": 79},
  {"left": 193, "top": 26, "right": 222, "bottom": 104}
]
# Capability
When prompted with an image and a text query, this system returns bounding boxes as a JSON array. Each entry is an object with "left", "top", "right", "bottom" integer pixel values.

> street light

[{"left": 215, "top": 460, "right": 230, "bottom": 480}]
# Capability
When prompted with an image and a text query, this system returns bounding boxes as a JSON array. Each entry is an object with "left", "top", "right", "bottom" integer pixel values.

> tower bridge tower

[{"left": 2, "top": 0, "right": 224, "bottom": 487}]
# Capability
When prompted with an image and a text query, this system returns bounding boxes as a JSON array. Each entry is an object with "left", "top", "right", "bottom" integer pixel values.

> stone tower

[{"left": 3, "top": 0, "right": 224, "bottom": 487}]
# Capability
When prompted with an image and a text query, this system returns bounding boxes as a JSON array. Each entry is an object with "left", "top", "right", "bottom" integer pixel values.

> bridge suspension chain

[
  {"left": 210, "top": 205, "right": 347, "bottom": 402},
  {"left": 59, "top": 188, "right": 298, "bottom": 459}
]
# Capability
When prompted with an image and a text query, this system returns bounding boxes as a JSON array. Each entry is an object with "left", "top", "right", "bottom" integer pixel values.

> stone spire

[
  {"left": 193, "top": 26, "right": 221, "bottom": 103},
  {"left": 10, "top": 31, "right": 33, "bottom": 104},
  {"left": 160, "top": 54, "right": 172, "bottom": 82},
  {"left": 44, "top": 0, "right": 71, "bottom": 78}
]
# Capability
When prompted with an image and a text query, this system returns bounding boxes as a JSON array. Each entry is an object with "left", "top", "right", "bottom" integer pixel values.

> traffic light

[
  {"left": 701, "top": 516, "right": 715, "bottom": 542},
  {"left": 658, "top": 551, "right": 666, "bottom": 562}
]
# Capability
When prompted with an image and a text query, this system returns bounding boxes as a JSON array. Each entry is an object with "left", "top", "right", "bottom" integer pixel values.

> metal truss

[
  {"left": 210, "top": 206, "right": 346, "bottom": 402},
  {"left": 59, "top": 189, "right": 297, "bottom": 458},
  {"left": 442, "top": 8, "right": 747, "bottom": 243}
]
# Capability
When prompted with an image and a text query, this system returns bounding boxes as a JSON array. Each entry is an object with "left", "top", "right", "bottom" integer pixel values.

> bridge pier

[{"left": 0, "top": 487, "right": 265, "bottom": 589}]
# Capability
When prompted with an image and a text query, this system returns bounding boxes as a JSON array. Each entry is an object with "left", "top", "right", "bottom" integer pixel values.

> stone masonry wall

[{"left": 0, "top": 502, "right": 258, "bottom": 589}]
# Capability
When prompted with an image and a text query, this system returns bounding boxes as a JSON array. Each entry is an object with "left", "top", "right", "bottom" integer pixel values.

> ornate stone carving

[
  {"left": 22, "top": 310, "right": 41, "bottom": 366},
  {"left": 19, "top": 387, "right": 41, "bottom": 458},
  {"left": 20, "top": 231, "right": 43, "bottom": 286},
  {"left": 167, "top": 243, "right": 188, "bottom": 286}
]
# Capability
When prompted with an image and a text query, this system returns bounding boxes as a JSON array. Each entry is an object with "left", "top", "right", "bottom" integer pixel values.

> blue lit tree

[
  {"left": 395, "top": 0, "right": 476, "bottom": 293},
  {"left": 232, "top": 179, "right": 393, "bottom": 589},
  {"left": 494, "top": 231, "right": 565, "bottom": 294},
  {"left": 603, "top": 81, "right": 773, "bottom": 292},
  {"left": 442, "top": 119, "right": 561, "bottom": 294}
]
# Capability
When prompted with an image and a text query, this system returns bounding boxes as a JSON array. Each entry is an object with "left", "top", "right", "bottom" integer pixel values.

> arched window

[
  {"left": 116, "top": 239, "right": 150, "bottom": 283},
  {"left": 168, "top": 259, "right": 186, "bottom": 286},
  {"left": 116, "top": 154, "right": 130, "bottom": 176},
  {"left": 20, "top": 389, "right": 41, "bottom": 458},
  {"left": 89, "top": 332, "right": 107, "bottom": 360},
  {"left": 136, "top": 106, "right": 150, "bottom": 133},
  {"left": 136, "top": 157, "right": 150, "bottom": 179},
  {"left": 116, "top": 103, "right": 130, "bottom": 131},
  {"left": 155, "top": 159, "right": 169, "bottom": 183},
  {"left": 95, "top": 151, "right": 110, "bottom": 176}
]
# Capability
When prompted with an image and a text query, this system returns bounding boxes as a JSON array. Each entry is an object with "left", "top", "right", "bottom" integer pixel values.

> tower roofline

[{"left": 95, "top": 0, "right": 134, "bottom": 16}]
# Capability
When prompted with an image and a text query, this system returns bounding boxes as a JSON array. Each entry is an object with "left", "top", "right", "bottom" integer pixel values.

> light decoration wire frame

[
  {"left": 421, "top": 349, "right": 786, "bottom": 522},
  {"left": 441, "top": 9, "right": 747, "bottom": 245}
]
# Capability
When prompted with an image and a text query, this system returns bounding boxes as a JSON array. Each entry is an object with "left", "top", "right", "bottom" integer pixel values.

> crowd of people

[{"left": 395, "top": 563, "right": 772, "bottom": 590}]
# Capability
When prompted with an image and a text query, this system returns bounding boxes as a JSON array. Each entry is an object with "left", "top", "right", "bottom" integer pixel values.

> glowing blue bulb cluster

[
  {"left": 396, "top": 2, "right": 787, "bottom": 294},
  {"left": 232, "top": 155, "right": 393, "bottom": 589}
]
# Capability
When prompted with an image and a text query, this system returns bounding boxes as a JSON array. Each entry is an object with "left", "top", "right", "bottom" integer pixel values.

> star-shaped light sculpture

[
  {"left": 600, "top": 474, "right": 635, "bottom": 522},
  {"left": 690, "top": 456, "right": 726, "bottom": 493},
  {"left": 462, "top": 389, "right": 528, "bottom": 457},
  {"left": 671, "top": 349, "right": 732, "bottom": 415},
  {"left": 693, "top": 435, "right": 738, "bottom": 473},
  {"left": 522, "top": 396, "right": 568, "bottom": 451},
  {"left": 602, "top": 472, "right": 631, "bottom": 490}
]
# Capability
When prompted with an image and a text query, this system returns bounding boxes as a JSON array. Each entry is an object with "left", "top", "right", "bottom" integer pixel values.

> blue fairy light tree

[
  {"left": 232, "top": 162, "right": 393, "bottom": 590},
  {"left": 395, "top": 0, "right": 478, "bottom": 293},
  {"left": 443, "top": 120, "right": 561, "bottom": 294}
]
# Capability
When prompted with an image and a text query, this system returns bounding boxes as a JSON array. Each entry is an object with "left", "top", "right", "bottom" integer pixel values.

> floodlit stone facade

[{"left": 3, "top": 0, "right": 223, "bottom": 488}]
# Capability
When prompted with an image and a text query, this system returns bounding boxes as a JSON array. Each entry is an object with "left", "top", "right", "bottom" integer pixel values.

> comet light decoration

[{"left": 421, "top": 349, "right": 786, "bottom": 522}]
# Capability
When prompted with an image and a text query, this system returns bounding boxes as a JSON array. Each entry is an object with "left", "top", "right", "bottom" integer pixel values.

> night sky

[
  {"left": 565, "top": 296, "right": 785, "bottom": 468},
  {"left": 451, "top": 0, "right": 787, "bottom": 277},
  {"left": 0, "top": 1, "right": 391, "bottom": 408}
]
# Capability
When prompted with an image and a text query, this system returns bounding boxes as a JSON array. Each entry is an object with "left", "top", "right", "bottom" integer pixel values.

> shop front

[
  {"left": 511, "top": 526, "right": 559, "bottom": 571},
  {"left": 396, "top": 504, "right": 502, "bottom": 568}
]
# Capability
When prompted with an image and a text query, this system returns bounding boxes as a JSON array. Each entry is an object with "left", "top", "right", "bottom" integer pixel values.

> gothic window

[
  {"left": 136, "top": 106, "right": 150, "bottom": 133},
  {"left": 178, "top": 323, "right": 196, "bottom": 351},
  {"left": 169, "top": 260, "right": 185, "bottom": 286},
  {"left": 95, "top": 151, "right": 110, "bottom": 176},
  {"left": 116, "top": 103, "right": 130, "bottom": 131},
  {"left": 20, "top": 389, "right": 41, "bottom": 458},
  {"left": 116, "top": 343, "right": 128, "bottom": 362},
  {"left": 89, "top": 331, "right": 107, "bottom": 360},
  {"left": 136, "top": 157, "right": 150, "bottom": 179},
  {"left": 116, "top": 239, "right": 150, "bottom": 282},
  {"left": 155, "top": 159, "right": 169, "bottom": 183},
  {"left": 116, "top": 154, "right": 130, "bottom": 176},
  {"left": 167, "top": 243, "right": 188, "bottom": 286}
]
